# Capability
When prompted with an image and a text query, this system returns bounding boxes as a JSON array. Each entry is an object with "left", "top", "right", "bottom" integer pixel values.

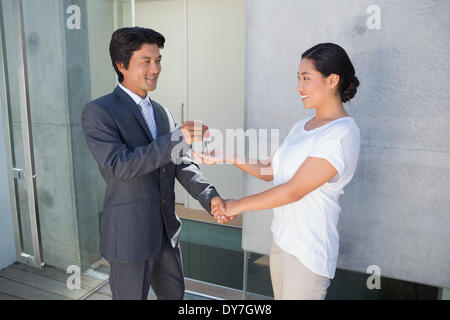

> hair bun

[{"left": 343, "top": 76, "right": 359, "bottom": 102}]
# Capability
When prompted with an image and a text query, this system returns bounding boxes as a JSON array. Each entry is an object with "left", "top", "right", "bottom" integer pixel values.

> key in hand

[{"left": 203, "top": 135, "right": 215, "bottom": 154}]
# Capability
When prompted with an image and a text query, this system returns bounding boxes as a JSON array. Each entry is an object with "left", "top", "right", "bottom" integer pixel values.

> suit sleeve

[
  {"left": 81, "top": 102, "right": 189, "bottom": 180},
  {"left": 175, "top": 159, "right": 220, "bottom": 216}
]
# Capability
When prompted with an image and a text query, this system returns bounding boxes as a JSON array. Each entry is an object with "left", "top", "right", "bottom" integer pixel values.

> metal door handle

[{"left": 12, "top": 168, "right": 24, "bottom": 180}]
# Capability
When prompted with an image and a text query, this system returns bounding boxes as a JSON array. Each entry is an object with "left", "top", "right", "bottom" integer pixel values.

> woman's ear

[{"left": 328, "top": 73, "right": 340, "bottom": 89}]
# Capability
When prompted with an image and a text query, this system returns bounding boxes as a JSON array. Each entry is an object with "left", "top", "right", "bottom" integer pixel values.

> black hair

[
  {"left": 301, "top": 43, "right": 359, "bottom": 103},
  {"left": 109, "top": 27, "right": 165, "bottom": 83}
]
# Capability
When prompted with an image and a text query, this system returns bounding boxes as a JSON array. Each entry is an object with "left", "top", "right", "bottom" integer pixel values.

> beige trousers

[{"left": 269, "top": 240, "right": 331, "bottom": 300}]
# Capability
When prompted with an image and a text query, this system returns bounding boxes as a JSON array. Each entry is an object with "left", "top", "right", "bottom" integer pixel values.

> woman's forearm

[
  {"left": 233, "top": 157, "right": 273, "bottom": 182},
  {"left": 225, "top": 156, "right": 340, "bottom": 217},
  {"left": 229, "top": 182, "right": 298, "bottom": 214}
]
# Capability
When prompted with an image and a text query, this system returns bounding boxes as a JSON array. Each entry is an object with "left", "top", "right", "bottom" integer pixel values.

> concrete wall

[{"left": 243, "top": 0, "right": 450, "bottom": 288}]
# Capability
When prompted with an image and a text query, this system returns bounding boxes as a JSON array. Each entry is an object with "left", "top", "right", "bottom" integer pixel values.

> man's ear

[{"left": 116, "top": 61, "right": 126, "bottom": 73}]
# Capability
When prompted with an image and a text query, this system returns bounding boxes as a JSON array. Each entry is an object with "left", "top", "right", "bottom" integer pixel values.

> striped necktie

[{"left": 138, "top": 98, "right": 157, "bottom": 139}]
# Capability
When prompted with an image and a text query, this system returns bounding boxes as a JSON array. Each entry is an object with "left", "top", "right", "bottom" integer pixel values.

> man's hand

[
  {"left": 210, "top": 196, "right": 236, "bottom": 224},
  {"left": 181, "top": 121, "right": 209, "bottom": 145}
]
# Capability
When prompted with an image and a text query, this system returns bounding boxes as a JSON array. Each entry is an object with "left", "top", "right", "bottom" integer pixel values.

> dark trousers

[{"left": 108, "top": 231, "right": 185, "bottom": 300}]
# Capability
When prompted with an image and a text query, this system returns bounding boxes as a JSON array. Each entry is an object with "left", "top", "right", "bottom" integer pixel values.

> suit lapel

[{"left": 114, "top": 86, "right": 154, "bottom": 142}]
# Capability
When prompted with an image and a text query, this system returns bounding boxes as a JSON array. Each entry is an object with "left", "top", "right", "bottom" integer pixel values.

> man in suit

[{"left": 81, "top": 27, "right": 232, "bottom": 300}]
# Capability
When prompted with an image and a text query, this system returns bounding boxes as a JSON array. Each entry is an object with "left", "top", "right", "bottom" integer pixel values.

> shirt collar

[{"left": 119, "top": 83, "right": 151, "bottom": 107}]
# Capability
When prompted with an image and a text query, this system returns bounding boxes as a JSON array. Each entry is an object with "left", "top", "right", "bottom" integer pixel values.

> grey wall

[{"left": 243, "top": 0, "right": 450, "bottom": 288}]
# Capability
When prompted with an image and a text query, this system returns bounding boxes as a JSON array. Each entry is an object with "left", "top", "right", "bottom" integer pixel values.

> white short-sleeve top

[{"left": 271, "top": 115, "right": 360, "bottom": 279}]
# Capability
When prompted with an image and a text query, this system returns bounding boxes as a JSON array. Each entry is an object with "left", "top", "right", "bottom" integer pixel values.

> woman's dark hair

[
  {"left": 301, "top": 43, "right": 359, "bottom": 102},
  {"left": 109, "top": 27, "right": 165, "bottom": 82}
]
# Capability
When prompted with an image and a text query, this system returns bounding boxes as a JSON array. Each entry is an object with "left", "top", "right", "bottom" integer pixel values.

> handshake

[{"left": 210, "top": 196, "right": 240, "bottom": 224}]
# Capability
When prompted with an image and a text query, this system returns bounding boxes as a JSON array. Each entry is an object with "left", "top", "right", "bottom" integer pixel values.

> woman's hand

[{"left": 222, "top": 199, "right": 242, "bottom": 217}]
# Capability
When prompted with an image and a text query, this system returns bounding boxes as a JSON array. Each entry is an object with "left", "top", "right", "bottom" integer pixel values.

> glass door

[
  {"left": 0, "top": 0, "right": 43, "bottom": 268},
  {"left": 0, "top": 0, "right": 134, "bottom": 279}
]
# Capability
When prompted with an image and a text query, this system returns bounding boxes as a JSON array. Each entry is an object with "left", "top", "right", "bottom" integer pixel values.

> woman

[{"left": 195, "top": 43, "right": 361, "bottom": 300}]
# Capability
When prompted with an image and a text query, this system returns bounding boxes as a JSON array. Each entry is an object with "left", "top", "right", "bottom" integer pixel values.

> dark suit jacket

[{"left": 81, "top": 86, "right": 219, "bottom": 263}]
